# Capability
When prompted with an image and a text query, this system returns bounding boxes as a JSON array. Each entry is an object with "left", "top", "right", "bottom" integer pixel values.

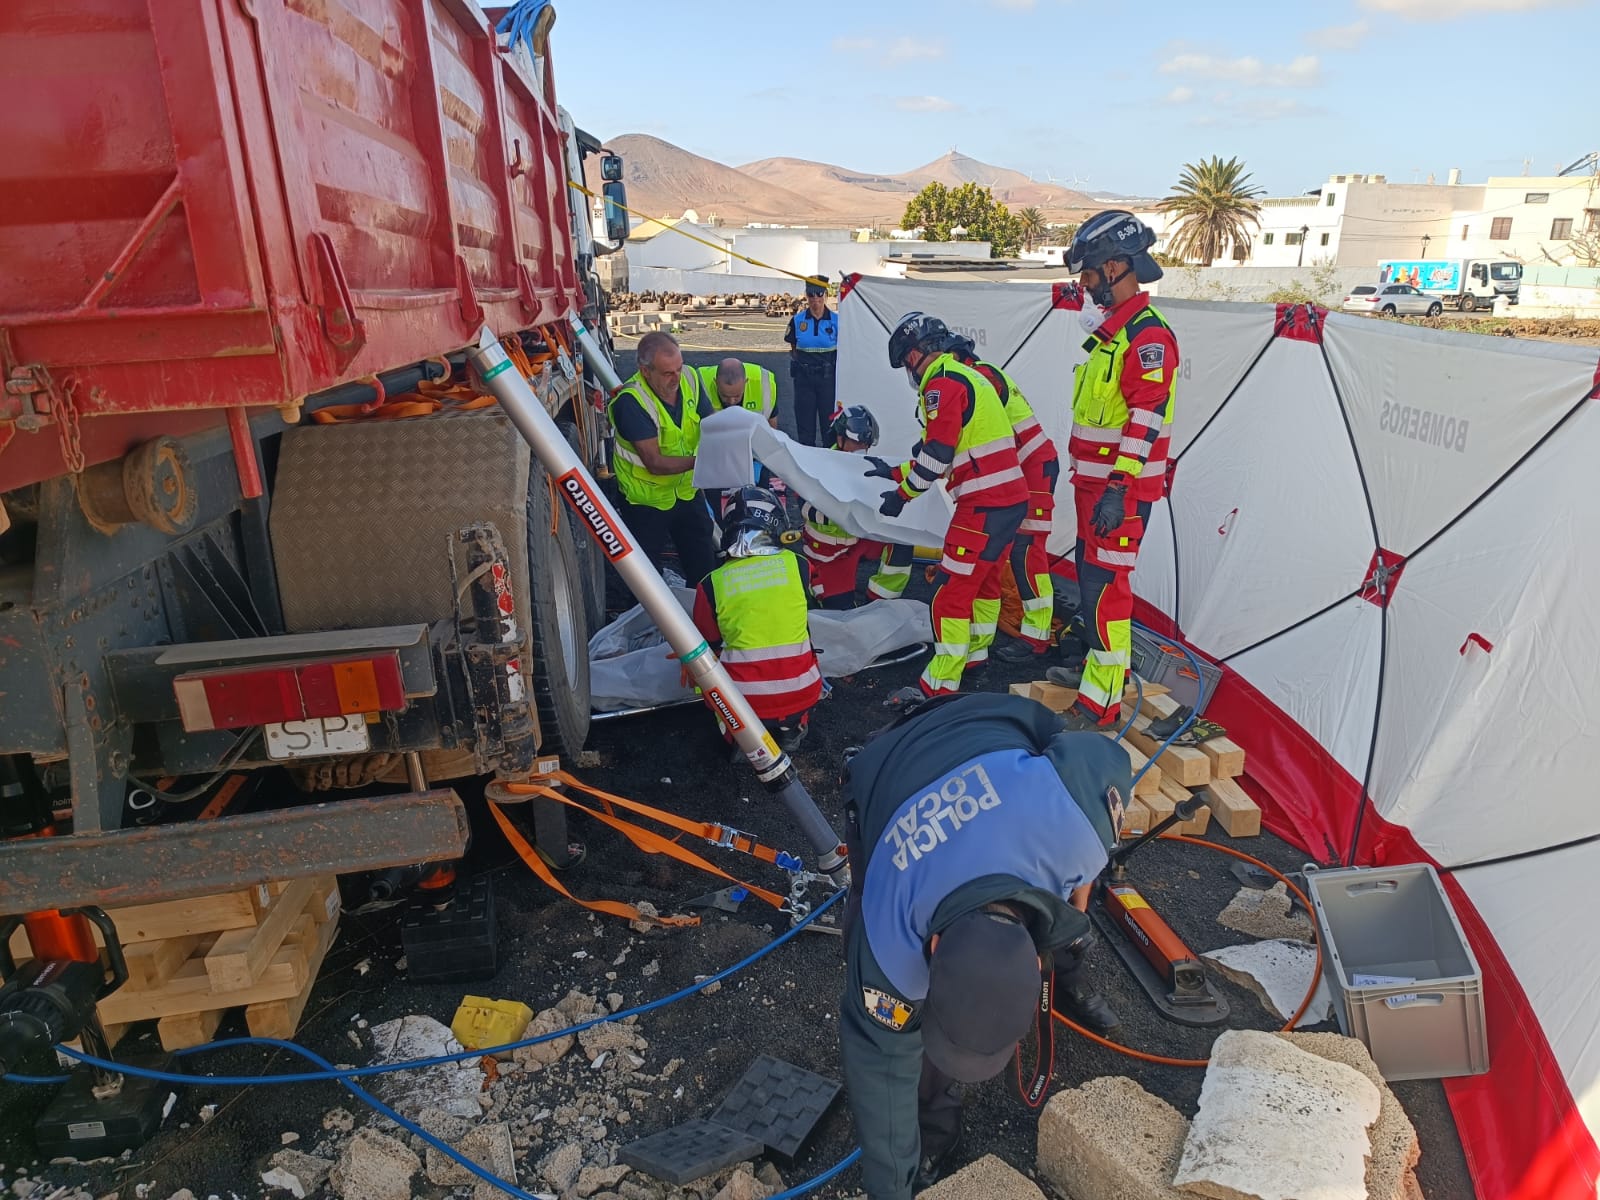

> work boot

[
  {"left": 1056, "top": 705, "right": 1113, "bottom": 733},
  {"left": 913, "top": 1125, "right": 964, "bottom": 1191},
  {"left": 1058, "top": 977, "right": 1121, "bottom": 1038},
  {"left": 775, "top": 721, "right": 809, "bottom": 755},
  {"left": 993, "top": 638, "right": 1047, "bottom": 664},
  {"left": 1045, "top": 663, "right": 1083, "bottom": 688}
]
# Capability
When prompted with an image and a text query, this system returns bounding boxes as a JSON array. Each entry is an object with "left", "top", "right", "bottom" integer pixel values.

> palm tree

[
  {"left": 1158, "top": 156, "right": 1265, "bottom": 266},
  {"left": 1017, "top": 207, "right": 1047, "bottom": 251}
]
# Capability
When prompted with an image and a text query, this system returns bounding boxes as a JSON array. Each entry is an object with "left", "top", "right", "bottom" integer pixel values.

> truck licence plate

[{"left": 263, "top": 714, "right": 371, "bottom": 761}]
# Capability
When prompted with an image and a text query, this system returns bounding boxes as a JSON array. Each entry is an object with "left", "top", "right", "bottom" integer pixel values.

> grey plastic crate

[
  {"left": 1129, "top": 630, "right": 1222, "bottom": 716},
  {"left": 1305, "top": 863, "right": 1488, "bottom": 1081}
]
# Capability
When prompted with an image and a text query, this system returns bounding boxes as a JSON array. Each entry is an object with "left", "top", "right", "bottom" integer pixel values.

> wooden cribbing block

[
  {"left": 1121, "top": 709, "right": 1212, "bottom": 788},
  {"left": 1139, "top": 691, "right": 1183, "bottom": 721},
  {"left": 205, "top": 878, "right": 316, "bottom": 993},
  {"left": 1205, "top": 777, "right": 1261, "bottom": 838},
  {"left": 1120, "top": 798, "right": 1156, "bottom": 837},
  {"left": 1115, "top": 741, "right": 1162, "bottom": 799},
  {"left": 245, "top": 899, "right": 341, "bottom": 1041},
  {"left": 1142, "top": 790, "right": 1177, "bottom": 834},
  {"left": 125, "top": 934, "right": 204, "bottom": 991},
  {"left": 7, "top": 891, "right": 261, "bottom": 962},
  {"left": 1159, "top": 776, "right": 1211, "bottom": 836},
  {"left": 1200, "top": 737, "right": 1245, "bottom": 780},
  {"left": 96, "top": 915, "right": 320, "bottom": 1025},
  {"left": 158, "top": 1007, "right": 225, "bottom": 1052}
]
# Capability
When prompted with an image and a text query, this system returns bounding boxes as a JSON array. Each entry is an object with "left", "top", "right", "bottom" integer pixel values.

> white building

[{"left": 1136, "top": 169, "right": 1600, "bottom": 273}]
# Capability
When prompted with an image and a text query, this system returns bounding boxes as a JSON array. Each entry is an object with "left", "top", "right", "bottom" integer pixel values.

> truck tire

[
  {"left": 560, "top": 420, "right": 610, "bottom": 633},
  {"left": 1460, "top": 294, "right": 1477, "bottom": 312},
  {"left": 526, "top": 466, "right": 592, "bottom": 758}
]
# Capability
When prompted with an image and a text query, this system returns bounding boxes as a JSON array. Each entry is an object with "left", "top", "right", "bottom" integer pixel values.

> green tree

[
  {"left": 901, "top": 182, "right": 1021, "bottom": 257},
  {"left": 1017, "top": 207, "right": 1047, "bottom": 251},
  {"left": 1157, "top": 156, "right": 1265, "bottom": 266}
]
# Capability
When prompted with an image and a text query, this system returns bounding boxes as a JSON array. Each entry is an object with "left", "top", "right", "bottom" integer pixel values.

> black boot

[
  {"left": 993, "top": 637, "right": 1046, "bottom": 664},
  {"left": 1045, "top": 663, "right": 1083, "bottom": 688},
  {"left": 913, "top": 1123, "right": 964, "bottom": 1191},
  {"left": 1057, "top": 973, "right": 1121, "bottom": 1037}
]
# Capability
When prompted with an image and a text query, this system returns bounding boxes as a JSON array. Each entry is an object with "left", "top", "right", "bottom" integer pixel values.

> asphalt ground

[{"left": 0, "top": 330, "right": 1473, "bottom": 1200}]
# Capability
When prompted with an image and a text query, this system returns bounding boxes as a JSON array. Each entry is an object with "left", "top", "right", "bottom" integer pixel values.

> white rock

[
  {"left": 1202, "top": 940, "right": 1335, "bottom": 1026},
  {"left": 1174, "top": 1030, "right": 1381, "bottom": 1200},
  {"left": 332, "top": 1129, "right": 419, "bottom": 1200},
  {"left": 366, "top": 1015, "right": 481, "bottom": 1121}
]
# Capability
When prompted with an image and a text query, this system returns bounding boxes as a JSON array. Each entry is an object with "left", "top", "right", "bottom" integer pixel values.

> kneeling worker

[
  {"left": 692, "top": 486, "right": 823, "bottom": 753},
  {"left": 801, "top": 405, "right": 913, "bottom": 609},
  {"left": 839, "top": 692, "right": 1126, "bottom": 1199}
]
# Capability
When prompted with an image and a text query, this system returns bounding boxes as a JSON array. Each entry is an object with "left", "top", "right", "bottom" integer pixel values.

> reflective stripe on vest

[
  {"left": 1070, "top": 305, "right": 1176, "bottom": 482},
  {"left": 698, "top": 363, "right": 777, "bottom": 417},
  {"left": 708, "top": 553, "right": 821, "bottom": 709},
  {"left": 792, "top": 309, "right": 838, "bottom": 352},
  {"left": 918, "top": 354, "right": 1027, "bottom": 504},
  {"left": 609, "top": 371, "right": 702, "bottom": 510},
  {"left": 859, "top": 747, "right": 1110, "bottom": 1000}
]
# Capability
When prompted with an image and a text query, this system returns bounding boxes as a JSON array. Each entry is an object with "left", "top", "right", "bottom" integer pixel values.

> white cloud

[
  {"left": 895, "top": 95, "right": 960, "bottom": 112},
  {"left": 1165, "top": 86, "right": 1196, "bottom": 104},
  {"left": 888, "top": 37, "right": 947, "bottom": 61},
  {"left": 1305, "top": 19, "right": 1371, "bottom": 49},
  {"left": 831, "top": 35, "right": 875, "bottom": 52},
  {"left": 1160, "top": 52, "right": 1322, "bottom": 87},
  {"left": 1361, "top": 0, "right": 1577, "bottom": 18}
]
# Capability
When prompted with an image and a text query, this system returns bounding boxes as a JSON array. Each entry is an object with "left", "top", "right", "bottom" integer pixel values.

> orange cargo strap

[
  {"left": 310, "top": 376, "right": 498, "bottom": 424},
  {"left": 493, "top": 776, "right": 789, "bottom": 914},
  {"left": 508, "top": 771, "right": 795, "bottom": 868}
]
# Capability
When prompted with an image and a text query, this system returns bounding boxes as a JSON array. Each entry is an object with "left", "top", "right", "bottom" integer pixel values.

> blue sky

[{"left": 548, "top": 0, "right": 1598, "bottom": 198}]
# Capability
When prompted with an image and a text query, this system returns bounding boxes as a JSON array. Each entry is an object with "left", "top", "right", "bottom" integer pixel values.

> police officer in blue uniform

[
  {"left": 839, "top": 692, "right": 1128, "bottom": 1199},
  {"left": 784, "top": 278, "right": 839, "bottom": 446}
]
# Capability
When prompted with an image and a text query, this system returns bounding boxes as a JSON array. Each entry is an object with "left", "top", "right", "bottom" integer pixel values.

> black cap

[
  {"left": 921, "top": 909, "right": 1039, "bottom": 1083},
  {"left": 804, "top": 278, "right": 828, "bottom": 297}
]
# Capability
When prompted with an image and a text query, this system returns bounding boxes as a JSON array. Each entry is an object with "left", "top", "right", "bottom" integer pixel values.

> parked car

[{"left": 1342, "top": 284, "right": 1444, "bottom": 318}]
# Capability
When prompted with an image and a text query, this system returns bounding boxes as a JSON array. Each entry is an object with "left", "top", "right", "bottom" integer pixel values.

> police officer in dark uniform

[
  {"left": 839, "top": 692, "right": 1127, "bottom": 1200},
  {"left": 784, "top": 278, "right": 839, "bottom": 446}
]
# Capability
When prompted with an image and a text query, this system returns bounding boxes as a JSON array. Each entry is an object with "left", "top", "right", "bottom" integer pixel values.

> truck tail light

[{"left": 173, "top": 654, "right": 406, "bottom": 732}]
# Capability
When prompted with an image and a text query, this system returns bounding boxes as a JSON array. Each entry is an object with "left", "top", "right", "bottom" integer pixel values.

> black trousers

[
  {"left": 621, "top": 495, "right": 718, "bottom": 587},
  {"left": 791, "top": 367, "right": 836, "bottom": 447}
]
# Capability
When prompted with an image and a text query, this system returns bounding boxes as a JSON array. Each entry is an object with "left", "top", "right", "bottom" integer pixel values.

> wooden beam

[
  {"left": 1200, "top": 737, "right": 1246, "bottom": 780},
  {"left": 205, "top": 878, "right": 316, "bottom": 993},
  {"left": 1122, "top": 709, "right": 1212, "bottom": 787},
  {"left": 157, "top": 1006, "right": 225, "bottom": 1052},
  {"left": 1159, "top": 776, "right": 1212, "bottom": 836},
  {"left": 1205, "top": 778, "right": 1262, "bottom": 838}
]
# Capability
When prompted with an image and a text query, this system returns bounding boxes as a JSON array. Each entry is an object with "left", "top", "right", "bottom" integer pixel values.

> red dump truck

[{"left": 0, "top": 0, "right": 631, "bottom": 915}]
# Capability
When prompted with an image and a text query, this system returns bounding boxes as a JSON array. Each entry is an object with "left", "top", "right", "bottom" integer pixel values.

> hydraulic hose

[{"left": 465, "top": 327, "right": 849, "bottom": 888}]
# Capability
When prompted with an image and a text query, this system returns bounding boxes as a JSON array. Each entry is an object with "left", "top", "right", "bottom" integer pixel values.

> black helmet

[
  {"left": 830, "top": 404, "right": 880, "bottom": 449},
  {"left": 946, "top": 335, "right": 977, "bottom": 361},
  {"left": 1068, "top": 210, "right": 1163, "bottom": 283},
  {"left": 886, "top": 311, "right": 952, "bottom": 369},
  {"left": 719, "top": 485, "right": 787, "bottom": 556}
]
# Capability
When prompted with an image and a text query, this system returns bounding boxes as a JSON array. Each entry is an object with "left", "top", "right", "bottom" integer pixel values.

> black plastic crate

[{"left": 400, "top": 873, "right": 498, "bottom": 983}]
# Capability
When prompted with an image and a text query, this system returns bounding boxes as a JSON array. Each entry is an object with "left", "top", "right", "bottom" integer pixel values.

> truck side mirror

[
  {"left": 599, "top": 154, "right": 623, "bottom": 183},
  {"left": 602, "top": 181, "right": 629, "bottom": 243}
]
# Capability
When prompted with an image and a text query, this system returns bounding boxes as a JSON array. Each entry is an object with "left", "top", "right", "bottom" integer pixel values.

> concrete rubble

[
  {"left": 1201, "top": 939, "right": 1334, "bottom": 1026},
  {"left": 329, "top": 1129, "right": 420, "bottom": 1200},
  {"left": 1038, "top": 1075, "right": 1193, "bottom": 1200},
  {"left": 1174, "top": 1030, "right": 1379, "bottom": 1200},
  {"left": 918, "top": 1154, "right": 1047, "bottom": 1199},
  {"left": 366, "top": 1014, "right": 481, "bottom": 1121},
  {"left": 1216, "top": 883, "right": 1313, "bottom": 942},
  {"left": 1038, "top": 1033, "right": 1423, "bottom": 1200},
  {"left": 423, "top": 1122, "right": 515, "bottom": 1188},
  {"left": 260, "top": 1150, "right": 333, "bottom": 1198}
]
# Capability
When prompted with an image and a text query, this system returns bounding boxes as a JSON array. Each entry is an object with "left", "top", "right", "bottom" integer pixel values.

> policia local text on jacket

[
  {"left": 839, "top": 693, "right": 1130, "bottom": 1200},
  {"left": 609, "top": 332, "right": 720, "bottom": 586}
]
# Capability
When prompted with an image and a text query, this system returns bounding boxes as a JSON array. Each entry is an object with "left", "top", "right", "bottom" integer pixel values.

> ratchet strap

[{"left": 494, "top": 772, "right": 790, "bottom": 915}]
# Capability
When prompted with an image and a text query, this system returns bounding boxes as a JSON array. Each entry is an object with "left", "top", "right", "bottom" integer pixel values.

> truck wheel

[
  {"left": 526, "top": 467, "right": 592, "bottom": 757},
  {"left": 1460, "top": 294, "right": 1477, "bottom": 312},
  {"left": 560, "top": 420, "right": 610, "bottom": 633}
]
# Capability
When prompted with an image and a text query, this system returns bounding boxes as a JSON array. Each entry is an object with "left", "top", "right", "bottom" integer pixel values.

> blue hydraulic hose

[
  {"left": 6, "top": 891, "right": 856, "bottom": 1198},
  {"left": 15, "top": 890, "right": 844, "bottom": 1088}
]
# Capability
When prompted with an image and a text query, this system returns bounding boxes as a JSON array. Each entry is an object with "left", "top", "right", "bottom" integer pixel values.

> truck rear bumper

[{"left": 0, "top": 789, "right": 469, "bottom": 914}]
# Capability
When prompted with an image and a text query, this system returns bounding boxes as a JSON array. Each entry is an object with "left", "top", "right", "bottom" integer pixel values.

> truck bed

[{"left": 0, "top": 0, "right": 582, "bottom": 492}]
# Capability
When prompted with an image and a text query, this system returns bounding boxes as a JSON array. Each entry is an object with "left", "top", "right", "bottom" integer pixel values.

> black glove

[
  {"left": 862, "top": 456, "right": 895, "bottom": 480},
  {"left": 878, "top": 487, "right": 908, "bottom": 517},
  {"left": 1091, "top": 483, "right": 1128, "bottom": 538}
]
